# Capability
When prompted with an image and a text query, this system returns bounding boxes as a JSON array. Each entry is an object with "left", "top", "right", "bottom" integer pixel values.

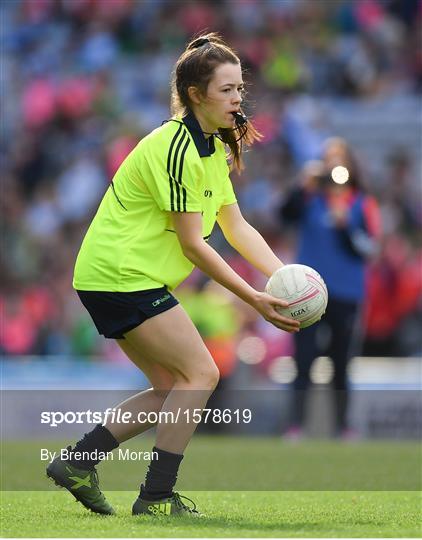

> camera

[
  {"left": 315, "top": 170, "right": 333, "bottom": 186},
  {"left": 316, "top": 166, "right": 350, "bottom": 186}
]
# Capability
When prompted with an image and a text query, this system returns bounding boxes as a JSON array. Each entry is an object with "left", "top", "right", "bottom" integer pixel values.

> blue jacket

[{"left": 281, "top": 189, "right": 378, "bottom": 302}]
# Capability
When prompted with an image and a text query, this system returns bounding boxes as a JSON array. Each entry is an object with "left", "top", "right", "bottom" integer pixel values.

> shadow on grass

[{"left": 79, "top": 513, "right": 376, "bottom": 534}]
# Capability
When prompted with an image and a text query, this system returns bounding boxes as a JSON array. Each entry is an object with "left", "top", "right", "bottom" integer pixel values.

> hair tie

[{"left": 191, "top": 37, "right": 210, "bottom": 49}]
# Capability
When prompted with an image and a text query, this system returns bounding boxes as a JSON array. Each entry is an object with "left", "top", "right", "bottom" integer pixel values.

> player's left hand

[{"left": 252, "top": 292, "right": 300, "bottom": 333}]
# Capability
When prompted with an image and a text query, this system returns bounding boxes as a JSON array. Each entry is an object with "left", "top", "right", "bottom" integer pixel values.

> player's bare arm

[
  {"left": 217, "top": 202, "right": 284, "bottom": 277},
  {"left": 171, "top": 211, "right": 300, "bottom": 333}
]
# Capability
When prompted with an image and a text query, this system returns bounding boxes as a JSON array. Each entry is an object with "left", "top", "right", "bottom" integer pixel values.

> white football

[{"left": 265, "top": 264, "right": 328, "bottom": 329}]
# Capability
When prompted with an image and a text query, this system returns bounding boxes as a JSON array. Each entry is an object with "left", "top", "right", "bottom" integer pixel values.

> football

[{"left": 265, "top": 264, "right": 328, "bottom": 328}]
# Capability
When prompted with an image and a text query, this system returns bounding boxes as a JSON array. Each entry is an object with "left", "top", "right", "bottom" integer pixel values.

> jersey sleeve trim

[
  {"left": 110, "top": 180, "right": 128, "bottom": 211},
  {"left": 166, "top": 123, "right": 191, "bottom": 212}
]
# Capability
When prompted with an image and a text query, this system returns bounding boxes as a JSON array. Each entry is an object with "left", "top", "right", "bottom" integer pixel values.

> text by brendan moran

[{"left": 41, "top": 448, "right": 158, "bottom": 463}]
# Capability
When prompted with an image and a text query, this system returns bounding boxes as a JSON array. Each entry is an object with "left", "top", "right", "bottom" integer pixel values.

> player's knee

[
  {"left": 179, "top": 361, "right": 220, "bottom": 390},
  {"left": 196, "top": 362, "right": 220, "bottom": 390}
]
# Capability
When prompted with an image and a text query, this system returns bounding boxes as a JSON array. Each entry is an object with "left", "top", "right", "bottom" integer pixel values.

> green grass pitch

[
  {"left": 1, "top": 437, "right": 421, "bottom": 537},
  {"left": 1, "top": 490, "right": 421, "bottom": 537}
]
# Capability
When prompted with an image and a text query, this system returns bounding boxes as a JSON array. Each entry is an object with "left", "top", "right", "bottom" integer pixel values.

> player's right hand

[{"left": 251, "top": 292, "right": 300, "bottom": 333}]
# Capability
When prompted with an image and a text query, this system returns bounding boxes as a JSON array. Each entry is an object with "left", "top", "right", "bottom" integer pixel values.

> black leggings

[{"left": 291, "top": 297, "right": 360, "bottom": 431}]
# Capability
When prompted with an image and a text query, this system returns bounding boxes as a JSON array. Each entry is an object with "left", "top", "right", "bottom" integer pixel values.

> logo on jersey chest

[{"left": 204, "top": 190, "right": 213, "bottom": 198}]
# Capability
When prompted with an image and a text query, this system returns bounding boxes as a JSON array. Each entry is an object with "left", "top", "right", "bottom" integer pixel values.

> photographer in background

[{"left": 280, "top": 138, "right": 382, "bottom": 439}]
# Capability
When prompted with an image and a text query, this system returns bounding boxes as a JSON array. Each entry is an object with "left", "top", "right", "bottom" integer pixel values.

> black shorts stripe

[{"left": 167, "top": 123, "right": 183, "bottom": 211}]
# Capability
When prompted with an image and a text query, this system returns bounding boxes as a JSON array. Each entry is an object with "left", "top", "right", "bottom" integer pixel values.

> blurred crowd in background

[{"left": 1, "top": 0, "right": 421, "bottom": 384}]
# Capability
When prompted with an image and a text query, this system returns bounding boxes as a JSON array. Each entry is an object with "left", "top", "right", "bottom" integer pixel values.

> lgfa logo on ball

[{"left": 291, "top": 307, "right": 308, "bottom": 317}]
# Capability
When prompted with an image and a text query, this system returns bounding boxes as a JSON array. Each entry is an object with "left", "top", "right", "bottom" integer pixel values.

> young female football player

[{"left": 47, "top": 33, "right": 299, "bottom": 517}]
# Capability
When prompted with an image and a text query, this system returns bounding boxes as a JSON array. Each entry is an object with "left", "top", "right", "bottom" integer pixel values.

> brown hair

[{"left": 170, "top": 32, "right": 262, "bottom": 172}]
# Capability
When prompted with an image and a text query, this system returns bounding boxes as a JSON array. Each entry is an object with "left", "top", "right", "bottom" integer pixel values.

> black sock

[
  {"left": 67, "top": 424, "right": 119, "bottom": 470},
  {"left": 140, "top": 446, "right": 184, "bottom": 501}
]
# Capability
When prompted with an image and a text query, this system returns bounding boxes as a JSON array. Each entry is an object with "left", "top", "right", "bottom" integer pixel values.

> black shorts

[{"left": 76, "top": 287, "right": 179, "bottom": 339}]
